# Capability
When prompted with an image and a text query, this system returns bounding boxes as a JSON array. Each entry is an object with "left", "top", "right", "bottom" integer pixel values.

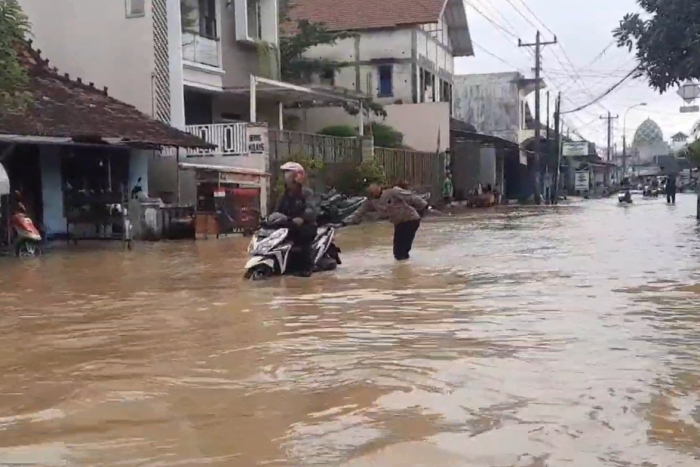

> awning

[
  {"left": 179, "top": 162, "right": 269, "bottom": 185},
  {"left": 0, "top": 162, "right": 9, "bottom": 196}
]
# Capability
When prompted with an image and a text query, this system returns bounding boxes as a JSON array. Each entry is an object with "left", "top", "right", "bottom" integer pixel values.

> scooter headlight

[{"left": 252, "top": 228, "right": 288, "bottom": 255}]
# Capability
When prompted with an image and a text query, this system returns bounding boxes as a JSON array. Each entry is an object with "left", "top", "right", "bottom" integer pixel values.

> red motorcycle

[{"left": 11, "top": 202, "right": 42, "bottom": 257}]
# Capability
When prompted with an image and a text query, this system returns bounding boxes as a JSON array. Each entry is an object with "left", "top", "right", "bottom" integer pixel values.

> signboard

[
  {"left": 680, "top": 105, "right": 699, "bottom": 113},
  {"left": 575, "top": 171, "right": 590, "bottom": 192},
  {"left": 519, "top": 149, "right": 527, "bottom": 165},
  {"left": 677, "top": 83, "right": 700, "bottom": 102},
  {"left": 563, "top": 141, "right": 589, "bottom": 157},
  {"left": 246, "top": 124, "right": 267, "bottom": 154}
]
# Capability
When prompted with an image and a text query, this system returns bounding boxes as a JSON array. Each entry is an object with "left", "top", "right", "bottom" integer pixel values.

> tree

[
  {"left": 280, "top": 16, "right": 387, "bottom": 118},
  {"left": 613, "top": 0, "right": 700, "bottom": 93},
  {"left": 0, "top": 0, "right": 31, "bottom": 112}
]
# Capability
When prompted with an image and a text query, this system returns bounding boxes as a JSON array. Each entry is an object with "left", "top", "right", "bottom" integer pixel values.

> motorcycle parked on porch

[{"left": 11, "top": 202, "right": 42, "bottom": 257}]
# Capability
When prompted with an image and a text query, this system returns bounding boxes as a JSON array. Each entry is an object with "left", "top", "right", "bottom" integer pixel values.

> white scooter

[{"left": 244, "top": 214, "right": 342, "bottom": 280}]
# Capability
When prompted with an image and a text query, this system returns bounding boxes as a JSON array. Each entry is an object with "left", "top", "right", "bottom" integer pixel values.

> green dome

[{"left": 632, "top": 118, "right": 664, "bottom": 147}]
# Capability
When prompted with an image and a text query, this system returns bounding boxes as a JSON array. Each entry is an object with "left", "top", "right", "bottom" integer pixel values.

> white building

[
  {"left": 453, "top": 72, "right": 545, "bottom": 146},
  {"left": 280, "top": 0, "right": 473, "bottom": 152},
  {"left": 18, "top": 0, "right": 339, "bottom": 211},
  {"left": 19, "top": 0, "right": 281, "bottom": 128}
]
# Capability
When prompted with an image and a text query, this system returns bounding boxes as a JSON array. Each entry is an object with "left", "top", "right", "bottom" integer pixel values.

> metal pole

[
  {"left": 519, "top": 31, "right": 557, "bottom": 205},
  {"left": 250, "top": 75, "right": 257, "bottom": 123}
]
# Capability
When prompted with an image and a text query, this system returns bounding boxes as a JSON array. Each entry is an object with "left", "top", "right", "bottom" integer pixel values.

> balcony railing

[
  {"left": 185, "top": 123, "right": 248, "bottom": 156},
  {"left": 182, "top": 32, "right": 221, "bottom": 68}
]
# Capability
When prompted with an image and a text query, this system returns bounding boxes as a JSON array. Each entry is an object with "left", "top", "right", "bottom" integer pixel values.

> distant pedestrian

[
  {"left": 666, "top": 175, "right": 677, "bottom": 204},
  {"left": 442, "top": 172, "right": 454, "bottom": 207}
]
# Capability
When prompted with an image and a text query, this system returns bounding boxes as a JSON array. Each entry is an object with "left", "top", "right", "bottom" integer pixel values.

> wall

[
  {"left": 220, "top": 0, "right": 279, "bottom": 88},
  {"left": 287, "top": 102, "right": 450, "bottom": 152},
  {"left": 39, "top": 146, "right": 64, "bottom": 236},
  {"left": 20, "top": 0, "right": 157, "bottom": 119},
  {"left": 453, "top": 72, "right": 522, "bottom": 143}
]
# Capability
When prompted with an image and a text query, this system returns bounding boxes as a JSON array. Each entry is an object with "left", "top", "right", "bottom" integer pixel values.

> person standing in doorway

[{"left": 344, "top": 183, "right": 428, "bottom": 261}]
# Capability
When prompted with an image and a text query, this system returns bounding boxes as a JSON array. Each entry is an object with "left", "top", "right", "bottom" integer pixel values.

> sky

[{"left": 454, "top": 0, "right": 699, "bottom": 151}]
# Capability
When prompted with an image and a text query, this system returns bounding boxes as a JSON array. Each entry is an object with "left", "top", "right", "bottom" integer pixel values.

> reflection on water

[{"left": 2, "top": 196, "right": 700, "bottom": 465}]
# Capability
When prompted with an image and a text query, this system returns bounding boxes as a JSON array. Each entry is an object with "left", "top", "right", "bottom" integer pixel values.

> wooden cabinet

[{"left": 195, "top": 212, "right": 219, "bottom": 239}]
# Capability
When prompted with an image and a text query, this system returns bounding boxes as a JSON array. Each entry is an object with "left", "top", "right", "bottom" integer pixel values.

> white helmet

[{"left": 280, "top": 161, "right": 306, "bottom": 183}]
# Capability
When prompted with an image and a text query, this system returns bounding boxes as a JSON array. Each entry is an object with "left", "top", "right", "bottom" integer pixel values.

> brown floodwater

[{"left": 2, "top": 195, "right": 700, "bottom": 466}]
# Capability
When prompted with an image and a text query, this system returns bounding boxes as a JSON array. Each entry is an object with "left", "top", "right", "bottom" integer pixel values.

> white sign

[
  {"left": 575, "top": 170, "right": 590, "bottom": 192},
  {"left": 246, "top": 123, "right": 267, "bottom": 154},
  {"left": 563, "top": 141, "right": 589, "bottom": 157},
  {"left": 519, "top": 149, "right": 527, "bottom": 165},
  {"left": 677, "top": 83, "right": 700, "bottom": 103}
]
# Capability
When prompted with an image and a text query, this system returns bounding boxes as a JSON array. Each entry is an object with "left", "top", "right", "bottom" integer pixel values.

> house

[
  {"left": 281, "top": 0, "right": 473, "bottom": 152},
  {"left": 452, "top": 72, "right": 549, "bottom": 200},
  {"left": 0, "top": 44, "right": 209, "bottom": 241},
  {"left": 18, "top": 0, "right": 366, "bottom": 214}
]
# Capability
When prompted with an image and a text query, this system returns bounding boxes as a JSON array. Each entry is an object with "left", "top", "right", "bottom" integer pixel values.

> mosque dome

[{"left": 632, "top": 118, "right": 664, "bottom": 147}]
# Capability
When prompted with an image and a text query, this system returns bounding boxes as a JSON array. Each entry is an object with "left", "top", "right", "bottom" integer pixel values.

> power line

[
  {"left": 561, "top": 67, "right": 640, "bottom": 114},
  {"left": 463, "top": 1, "right": 519, "bottom": 40},
  {"left": 472, "top": 41, "right": 528, "bottom": 73}
]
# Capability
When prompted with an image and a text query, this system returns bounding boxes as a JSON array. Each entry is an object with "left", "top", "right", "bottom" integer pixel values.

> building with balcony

[{"left": 279, "top": 0, "right": 473, "bottom": 153}]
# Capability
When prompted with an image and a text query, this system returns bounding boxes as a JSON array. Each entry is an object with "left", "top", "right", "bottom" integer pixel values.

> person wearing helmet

[{"left": 274, "top": 161, "right": 319, "bottom": 277}]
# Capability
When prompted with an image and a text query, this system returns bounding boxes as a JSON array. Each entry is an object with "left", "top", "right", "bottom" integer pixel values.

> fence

[
  {"left": 375, "top": 147, "right": 447, "bottom": 200},
  {"left": 268, "top": 129, "right": 364, "bottom": 203}
]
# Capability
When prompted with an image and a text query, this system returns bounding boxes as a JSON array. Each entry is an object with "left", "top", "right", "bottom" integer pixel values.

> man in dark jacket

[
  {"left": 665, "top": 175, "right": 677, "bottom": 204},
  {"left": 274, "top": 162, "right": 319, "bottom": 277},
  {"left": 344, "top": 183, "right": 428, "bottom": 261}
]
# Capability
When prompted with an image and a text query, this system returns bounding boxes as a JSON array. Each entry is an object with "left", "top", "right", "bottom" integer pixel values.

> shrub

[{"left": 318, "top": 124, "right": 358, "bottom": 138}]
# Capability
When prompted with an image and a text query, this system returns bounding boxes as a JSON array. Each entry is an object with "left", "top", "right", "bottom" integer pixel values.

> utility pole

[
  {"left": 519, "top": 31, "right": 557, "bottom": 204},
  {"left": 546, "top": 91, "right": 550, "bottom": 140},
  {"left": 552, "top": 92, "right": 562, "bottom": 204},
  {"left": 600, "top": 112, "right": 618, "bottom": 162}
]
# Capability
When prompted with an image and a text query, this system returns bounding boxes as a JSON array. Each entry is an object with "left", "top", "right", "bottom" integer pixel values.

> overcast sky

[{"left": 455, "top": 0, "right": 698, "bottom": 150}]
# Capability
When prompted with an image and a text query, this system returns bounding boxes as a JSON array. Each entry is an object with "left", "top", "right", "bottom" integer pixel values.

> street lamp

[{"left": 622, "top": 103, "right": 647, "bottom": 177}]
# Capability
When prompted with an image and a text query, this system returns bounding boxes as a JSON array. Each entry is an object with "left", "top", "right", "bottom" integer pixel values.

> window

[
  {"left": 126, "top": 0, "right": 145, "bottom": 18},
  {"left": 198, "top": 0, "right": 217, "bottom": 38},
  {"left": 247, "top": 0, "right": 262, "bottom": 40},
  {"left": 378, "top": 65, "right": 393, "bottom": 97}
]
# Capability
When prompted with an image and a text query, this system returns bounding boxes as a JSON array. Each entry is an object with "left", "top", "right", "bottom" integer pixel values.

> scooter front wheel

[
  {"left": 16, "top": 241, "right": 42, "bottom": 258},
  {"left": 244, "top": 264, "right": 274, "bottom": 280}
]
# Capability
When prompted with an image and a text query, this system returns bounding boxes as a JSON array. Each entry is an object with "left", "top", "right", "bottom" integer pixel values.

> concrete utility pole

[
  {"left": 519, "top": 31, "right": 557, "bottom": 204},
  {"left": 600, "top": 112, "right": 619, "bottom": 162},
  {"left": 552, "top": 92, "right": 562, "bottom": 204}
]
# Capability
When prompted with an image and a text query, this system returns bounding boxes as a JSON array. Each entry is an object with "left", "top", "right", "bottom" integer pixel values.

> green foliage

[
  {"left": 279, "top": 15, "right": 387, "bottom": 118},
  {"left": 0, "top": 0, "right": 31, "bottom": 112},
  {"left": 613, "top": 1, "right": 700, "bottom": 93},
  {"left": 371, "top": 122, "right": 404, "bottom": 148},
  {"left": 318, "top": 125, "right": 357, "bottom": 138},
  {"left": 280, "top": 18, "right": 352, "bottom": 84},
  {"left": 685, "top": 140, "right": 700, "bottom": 168},
  {"left": 180, "top": 0, "right": 197, "bottom": 31},
  {"left": 332, "top": 159, "right": 386, "bottom": 195}
]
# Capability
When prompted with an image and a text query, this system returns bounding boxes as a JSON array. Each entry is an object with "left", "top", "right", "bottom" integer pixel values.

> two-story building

[
  {"left": 18, "top": 0, "right": 366, "bottom": 214},
  {"left": 282, "top": 0, "right": 473, "bottom": 152}
]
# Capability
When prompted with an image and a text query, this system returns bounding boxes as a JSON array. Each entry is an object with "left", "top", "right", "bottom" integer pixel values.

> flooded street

[{"left": 3, "top": 195, "right": 700, "bottom": 466}]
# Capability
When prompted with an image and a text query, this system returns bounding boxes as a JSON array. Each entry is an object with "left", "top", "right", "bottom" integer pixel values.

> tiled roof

[
  {"left": 0, "top": 43, "right": 211, "bottom": 149},
  {"left": 285, "top": 0, "right": 445, "bottom": 32}
]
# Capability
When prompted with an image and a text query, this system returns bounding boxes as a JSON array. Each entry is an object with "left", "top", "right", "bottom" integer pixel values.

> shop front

[{"left": 179, "top": 162, "right": 268, "bottom": 238}]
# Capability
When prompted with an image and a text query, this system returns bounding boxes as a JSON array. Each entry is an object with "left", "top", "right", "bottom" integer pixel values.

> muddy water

[{"left": 1, "top": 196, "right": 700, "bottom": 466}]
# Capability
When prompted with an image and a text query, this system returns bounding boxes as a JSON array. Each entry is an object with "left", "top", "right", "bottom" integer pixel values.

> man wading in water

[{"left": 343, "top": 183, "right": 428, "bottom": 261}]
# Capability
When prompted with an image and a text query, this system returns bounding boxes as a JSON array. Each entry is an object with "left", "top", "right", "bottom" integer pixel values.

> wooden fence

[
  {"left": 374, "top": 147, "right": 447, "bottom": 200},
  {"left": 268, "top": 129, "right": 364, "bottom": 204}
]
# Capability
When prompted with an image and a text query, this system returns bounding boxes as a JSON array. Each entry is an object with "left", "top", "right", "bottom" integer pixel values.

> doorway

[{"left": 4, "top": 144, "right": 43, "bottom": 229}]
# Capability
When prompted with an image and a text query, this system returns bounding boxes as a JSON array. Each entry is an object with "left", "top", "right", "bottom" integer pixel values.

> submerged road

[{"left": 1, "top": 195, "right": 700, "bottom": 466}]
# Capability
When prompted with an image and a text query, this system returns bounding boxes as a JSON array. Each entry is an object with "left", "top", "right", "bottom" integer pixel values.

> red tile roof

[
  {"left": 286, "top": 0, "right": 445, "bottom": 32},
  {"left": 0, "top": 43, "right": 211, "bottom": 149}
]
